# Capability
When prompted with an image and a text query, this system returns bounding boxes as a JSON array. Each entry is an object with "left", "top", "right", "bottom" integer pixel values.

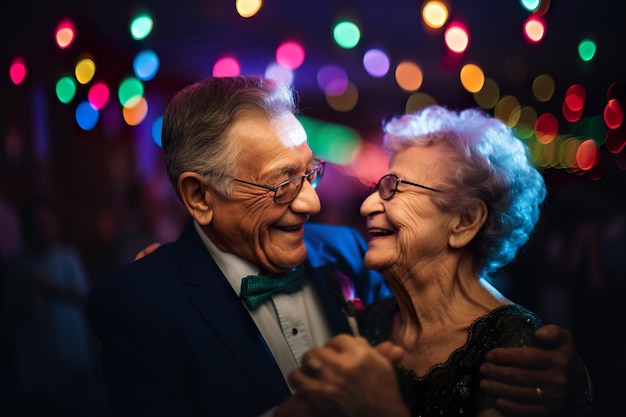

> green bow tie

[{"left": 239, "top": 265, "right": 307, "bottom": 310}]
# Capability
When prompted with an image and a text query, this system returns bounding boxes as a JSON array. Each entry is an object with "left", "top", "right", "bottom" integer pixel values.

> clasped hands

[
  {"left": 275, "top": 325, "right": 576, "bottom": 417},
  {"left": 275, "top": 334, "right": 410, "bottom": 417}
]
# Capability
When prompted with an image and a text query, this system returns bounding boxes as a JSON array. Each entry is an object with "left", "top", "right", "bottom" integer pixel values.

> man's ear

[
  {"left": 449, "top": 200, "right": 488, "bottom": 249},
  {"left": 177, "top": 172, "right": 214, "bottom": 225}
]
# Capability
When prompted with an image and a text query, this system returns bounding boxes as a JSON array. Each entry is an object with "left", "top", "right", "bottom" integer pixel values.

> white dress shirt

[{"left": 193, "top": 221, "right": 333, "bottom": 392}]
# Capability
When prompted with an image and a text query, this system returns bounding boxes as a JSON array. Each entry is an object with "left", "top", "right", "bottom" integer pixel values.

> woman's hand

[{"left": 134, "top": 242, "right": 162, "bottom": 261}]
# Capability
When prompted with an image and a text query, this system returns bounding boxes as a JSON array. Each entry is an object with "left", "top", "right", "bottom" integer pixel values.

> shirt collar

[{"left": 193, "top": 220, "right": 260, "bottom": 294}]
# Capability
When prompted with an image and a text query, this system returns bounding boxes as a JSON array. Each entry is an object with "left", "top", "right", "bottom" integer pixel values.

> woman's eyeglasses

[{"left": 370, "top": 174, "right": 443, "bottom": 200}]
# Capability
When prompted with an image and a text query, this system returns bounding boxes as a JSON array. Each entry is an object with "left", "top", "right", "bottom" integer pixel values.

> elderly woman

[{"left": 281, "top": 106, "right": 585, "bottom": 417}]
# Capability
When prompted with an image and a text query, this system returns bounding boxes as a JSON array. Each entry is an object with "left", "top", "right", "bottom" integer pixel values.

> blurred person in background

[{"left": 1, "top": 196, "right": 103, "bottom": 416}]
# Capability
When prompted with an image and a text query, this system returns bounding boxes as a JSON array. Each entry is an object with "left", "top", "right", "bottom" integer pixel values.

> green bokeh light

[
  {"left": 118, "top": 77, "right": 144, "bottom": 107},
  {"left": 130, "top": 14, "right": 153, "bottom": 40},
  {"left": 55, "top": 76, "right": 76, "bottom": 104},
  {"left": 298, "top": 115, "right": 361, "bottom": 164},
  {"left": 578, "top": 39, "right": 597, "bottom": 62},
  {"left": 333, "top": 21, "right": 361, "bottom": 49}
]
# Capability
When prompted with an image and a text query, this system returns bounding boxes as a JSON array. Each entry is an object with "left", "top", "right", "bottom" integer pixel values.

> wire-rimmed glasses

[
  {"left": 370, "top": 174, "right": 443, "bottom": 200},
  {"left": 230, "top": 159, "right": 326, "bottom": 204}
]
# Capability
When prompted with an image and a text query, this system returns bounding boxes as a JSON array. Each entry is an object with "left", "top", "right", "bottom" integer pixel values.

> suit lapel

[
  {"left": 175, "top": 220, "right": 290, "bottom": 406},
  {"left": 303, "top": 235, "right": 353, "bottom": 336}
]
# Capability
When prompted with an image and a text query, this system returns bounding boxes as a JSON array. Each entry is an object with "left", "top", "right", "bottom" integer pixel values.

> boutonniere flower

[{"left": 332, "top": 271, "right": 364, "bottom": 336}]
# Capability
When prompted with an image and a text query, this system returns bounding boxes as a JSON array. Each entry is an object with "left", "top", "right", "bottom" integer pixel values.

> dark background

[{"left": 1, "top": 1, "right": 625, "bottom": 415}]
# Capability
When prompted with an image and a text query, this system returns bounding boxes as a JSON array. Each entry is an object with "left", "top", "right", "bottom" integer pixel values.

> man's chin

[{"left": 274, "top": 247, "right": 307, "bottom": 271}]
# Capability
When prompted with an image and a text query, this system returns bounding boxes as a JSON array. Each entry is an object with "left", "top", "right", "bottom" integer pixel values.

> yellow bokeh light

[
  {"left": 460, "top": 63, "right": 484, "bottom": 93},
  {"left": 395, "top": 61, "right": 423, "bottom": 92},
  {"left": 236, "top": 0, "right": 263, "bottom": 18},
  {"left": 406, "top": 92, "right": 437, "bottom": 113},
  {"left": 494, "top": 95, "right": 521, "bottom": 128},
  {"left": 326, "top": 81, "right": 359, "bottom": 112},
  {"left": 422, "top": 1, "right": 448, "bottom": 29},
  {"left": 75, "top": 58, "right": 96, "bottom": 84},
  {"left": 473, "top": 77, "right": 500, "bottom": 110},
  {"left": 532, "top": 74, "right": 555, "bottom": 102},
  {"left": 513, "top": 106, "right": 538, "bottom": 139}
]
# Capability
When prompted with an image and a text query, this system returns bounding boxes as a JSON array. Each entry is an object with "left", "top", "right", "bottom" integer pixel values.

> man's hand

[
  {"left": 479, "top": 324, "right": 590, "bottom": 416},
  {"left": 134, "top": 242, "right": 162, "bottom": 261}
]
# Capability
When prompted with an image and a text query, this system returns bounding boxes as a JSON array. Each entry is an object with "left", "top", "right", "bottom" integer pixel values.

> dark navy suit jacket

[{"left": 87, "top": 219, "right": 389, "bottom": 416}]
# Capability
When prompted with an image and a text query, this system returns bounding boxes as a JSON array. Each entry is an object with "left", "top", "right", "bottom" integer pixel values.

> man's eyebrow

[
  {"left": 266, "top": 163, "right": 299, "bottom": 181},
  {"left": 269, "top": 158, "right": 315, "bottom": 180}
]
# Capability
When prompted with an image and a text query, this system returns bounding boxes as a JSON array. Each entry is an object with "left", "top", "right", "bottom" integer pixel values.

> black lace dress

[{"left": 361, "top": 298, "right": 543, "bottom": 417}]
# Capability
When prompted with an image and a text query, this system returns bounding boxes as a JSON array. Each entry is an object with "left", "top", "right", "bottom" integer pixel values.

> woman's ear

[
  {"left": 177, "top": 172, "right": 214, "bottom": 225},
  {"left": 449, "top": 200, "right": 488, "bottom": 248}
]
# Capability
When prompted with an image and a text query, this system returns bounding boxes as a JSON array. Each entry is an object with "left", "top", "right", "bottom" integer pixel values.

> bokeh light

[
  {"left": 75, "top": 101, "right": 99, "bottom": 130},
  {"left": 212, "top": 57, "right": 241, "bottom": 77},
  {"left": 513, "top": 105, "right": 538, "bottom": 139},
  {"left": 604, "top": 99, "right": 624, "bottom": 129},
  {"left": 532, "top": 74, "right": 555, "bottom": 102},
  {"left": 133, "top": 50, "right": 160, "bottom": 81},
  {"left": 562, "top": 84, "right": 586, "bottom": 123},
  {"left": 422, "top": 1, "right": 449, "bottom": 29},
  {"left": 348, "top": 142, "right": 389, "bottom": 186},
  {"left": 578, "top": 39, "right": 597, "bottom": 61},
  {"left": 75, "top": 57, "right": 96, "bottom": 84},
  {"left": 130, "top": 14, "right": 153, "bottom": 40},
  {"left": 363, "top": 49, "right": 390, "bottom": 78},
  {"left": 534, "top": 0, "right": 551, "bottom": 16},
  {"left": 406, "top": 92, "right": 437, "bottom": 113},
  {"left": 55, "top": 19, "right": 76, "bottom": 49},
  {"left": 9, "top": 56, "right": 27, "bottom": 85},
  {"left": 460, "top": 63, "right": 484, "bottom": 93},
  {"left": 317, "top": 65, "right": 348, "bottom": 96},
  {"left": 123, "top": 97, "right": 148, "bottom": 126},
  {"left": 606, "top": 128, "right": 626, "bottom": 153},
  {"left": 88, "top": 82, "right": 110, "bottom": 110},
  {"left": 395, "top": 61, "right": 423, "bottom": 92},
  {"left": 265, "top": 62, "right": 294, "bottom": 86},
  {"left": 55, "top": 76, "right": 77, "bottom": 104},
  {"left": 576, "top": 139, "right": 600, "bottom": 170},
  {"left": 299, "top": 115, "right": 362, "bottom": 164},
  {"left": 151, "top": 116, "right": 163, "bottom": 147},
  {"left": 535, "top": 113, "right": 558, "bottom": 144},
  {"left": 276, "top": 41, "right": 305, "bottom": 70},
  {"left": 333, "top": 21, "right": 361, "bottom": 49},
  {"left": 325, "top": 81, "right": 359, "bottom": 112},
  {"left": 494, "top": 95, "right": 521, "bottom": 128},
  {"left": 524, "top": 15, "right": 545, "bottom": 43},
  {"left": 236, "top": 0, "right": 263, "bottom": 18},
  {"left": 118, "top": 77, "right": 144, "bottom": 107},
  {"left": 562, "top": 101, "right": 583, "bottom": 123},
  {"left": 564, "top": 84, "right": 586, "bottom": 112},
  {"left": 520, "top": 0, "right": 541, "bottom": 12},
  {"left": 473, "top": 77, "right": 500, "bottom": 110},
  {"left": 444, "top": 22, "right": 469, "bottom": 53}
]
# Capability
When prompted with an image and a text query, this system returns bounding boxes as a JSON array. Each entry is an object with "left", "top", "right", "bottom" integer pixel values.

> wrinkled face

[
  {"left": 360, "top": 143, "right": 455, "bottom": 272},
  {"left": 205, "top": 112, "right": 321, "bottom": 273}
]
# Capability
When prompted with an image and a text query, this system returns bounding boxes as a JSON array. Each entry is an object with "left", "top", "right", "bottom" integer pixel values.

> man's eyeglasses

[
  {"left": 231, "top": 159, "right": 326, "bottom": 204},
  {"left": 370, "top": 174, "right": 443, "bottom": 200}
]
